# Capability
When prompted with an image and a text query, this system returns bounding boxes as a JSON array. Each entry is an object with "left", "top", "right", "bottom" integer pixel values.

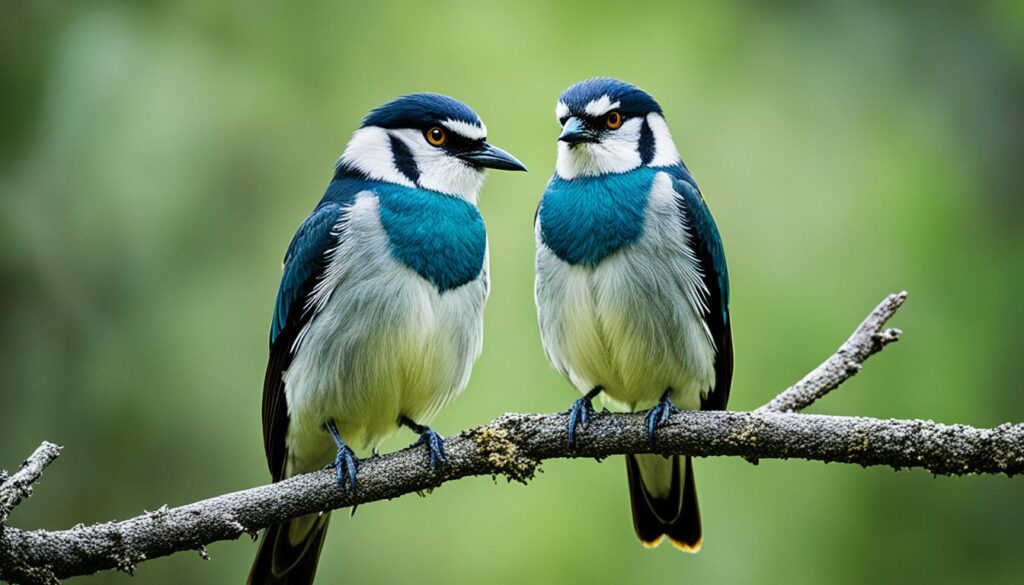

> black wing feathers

[
  {"left": 672, "top": 176, "right": 733, "bottom": 411},
  {"left": 262, "top": 319, "right": 301, "bottom": 481}
]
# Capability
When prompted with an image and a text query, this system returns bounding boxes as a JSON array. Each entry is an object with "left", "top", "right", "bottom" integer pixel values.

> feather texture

[
  {"left": 669, "top": 169, "right": 732, "bottom": 410},
  {"left": 536, "top": 171, "right": 715, "bottom": 410},
  {"left": 536, "top": 169, "right": 731, "bottom": 549},
  {"left": 538, "top": 77, "right": 732, "bottom": 552},
  {"left": 256, "top": 181, "right": 488, "bottom": 584},
  {"left": 255, "top": 92, "right": 501, "bottom": 585}
]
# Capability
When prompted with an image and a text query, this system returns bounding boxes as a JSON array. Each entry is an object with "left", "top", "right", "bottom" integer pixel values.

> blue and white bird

[
  {"left": 250, "top": 93, "right": 526, "bottom": 585},
  {"left": 534, "top": 78, "right": 732, "bottom": 551}
]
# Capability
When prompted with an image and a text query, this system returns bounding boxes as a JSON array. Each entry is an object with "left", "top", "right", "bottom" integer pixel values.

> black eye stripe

[
  {"left": 421, "top": 124, "right": 488, "bottom": 151},
  {"left": 567, "top": 114, "right": 625, "bottom": 127},
  {"left": 389, "top": 134, "right": 420, "bottom": 183},
  {"left": 639, "top": 117, "right": 654, "bottom": 164},
  {"left": 447, "top": 134, "right": 481, "bottom": 148}
]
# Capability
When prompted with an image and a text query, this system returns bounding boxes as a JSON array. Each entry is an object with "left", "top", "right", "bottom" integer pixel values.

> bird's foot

[
  {"left": 400, "top": 416, "right": 447, "bottom": 469},
  {"left": 645, "top": 390, "right": 680, "bottom": 447},
  {"left": 324, "top": 419, "right": 359, "bottom": 492},
  {"left": 332, "top": 445, "right": 359, "bottom": 492},
  {"left": 567, "top": 386, "right": 603, "bottom": 450},
  {"left": 414, "top": 428, "right": 447, "bottom": 469}
]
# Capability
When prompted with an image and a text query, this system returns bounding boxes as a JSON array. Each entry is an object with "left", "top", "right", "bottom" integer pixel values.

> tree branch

[
  {"left": 2, "top": 292, "right": 1022, "bottom": 584},
  {"left": 758, "top": 291, "right": 907, "bottom": 413},
  {"left": 0, "top": 442, "right": 61, "bottom": 526}
]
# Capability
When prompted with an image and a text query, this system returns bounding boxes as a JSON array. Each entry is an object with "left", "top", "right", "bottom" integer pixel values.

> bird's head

[
  {"left": 554, "top": 78, "right": 680, "bottom": 179},
  {"left": 337, "top": 93, "right": 526, "bottom": 202}
]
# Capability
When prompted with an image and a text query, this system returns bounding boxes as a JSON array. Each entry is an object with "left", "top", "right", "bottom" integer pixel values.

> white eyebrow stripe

[
  {"left": 441, "top": 119, "right": 487, "bottom": 140},
  {"left": 584, "top": 95, "right": 621, "bottom": 116},
  {"left": 555, "top": 101, "right": 569, "bottom": 120}
]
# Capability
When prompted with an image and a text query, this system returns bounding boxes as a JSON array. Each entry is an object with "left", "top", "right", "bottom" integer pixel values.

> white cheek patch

[
  {"left": 340, "top": 126, "right": 486, "bottom": 202},
  {"left": 555, "top": 101, "right": 570, "bottom": 121},
  {"left": 584, "top": 95, "right": 621, "bottom": 117},
  {"left": 647, "top": 113, "right": 681, "bottom": 167},
  {"left": 555, "top": 117, "right": 643, "bottom": 179},
  {"left": 441, "top": 119, "right": 487, "bottom": 141},
  {"left": 390, "top": 128, "right": 486, "bottom": 203},
  {"left": 339, "top": 127, "right": 415, "bottom": 188},
  {"left": 420, "top": 157, "right": 486, "bottom": 204}
]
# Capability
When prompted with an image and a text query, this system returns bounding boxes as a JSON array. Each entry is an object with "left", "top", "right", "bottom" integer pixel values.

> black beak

[
  {"left": 558, "top": 117, "right": 597, "bottom": 145},
  {"left": 459, "top": 143, "right": 528, "bottom": 172}
]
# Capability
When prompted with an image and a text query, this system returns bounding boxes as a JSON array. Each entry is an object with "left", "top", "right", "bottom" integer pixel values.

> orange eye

[
  {"left": 606, "top": 111, "right": 623, "bottom": 129},
  {"left": 426, "top": 127, "right": 447, "bottom": 146}
]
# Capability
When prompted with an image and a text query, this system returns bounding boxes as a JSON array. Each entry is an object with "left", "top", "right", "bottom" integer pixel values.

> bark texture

[{"left": 2, "top": 292, "right": 1020, "bottom": 584}]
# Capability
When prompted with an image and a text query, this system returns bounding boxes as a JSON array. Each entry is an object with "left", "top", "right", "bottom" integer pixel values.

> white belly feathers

[
  {"left": 284, "top": 192, "right": 487, "bottom": 471},
  {"left": 536, "top": 173, "right": 715, "bottom": 412}
]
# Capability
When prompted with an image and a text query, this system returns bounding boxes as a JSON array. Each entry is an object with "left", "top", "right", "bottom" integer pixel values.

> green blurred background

[{"left": 3, "top": 1, "right": 1023, "bottom": 583}]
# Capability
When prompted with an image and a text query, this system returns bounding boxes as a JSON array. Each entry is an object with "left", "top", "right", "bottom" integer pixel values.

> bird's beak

[
  {"left": 558, "top": 117, "right": 596, "bottom": 145},
  {"left": 459, "top": 143, "right": 528, "bottom": 172}
]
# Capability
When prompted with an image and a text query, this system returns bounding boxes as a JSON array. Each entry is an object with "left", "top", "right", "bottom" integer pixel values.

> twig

[
  {"left": 758, "top": 291, "right": 907, "bottom": 413},
  {"left": 0, "top": 442, "right": 62, "bottom": 526}
]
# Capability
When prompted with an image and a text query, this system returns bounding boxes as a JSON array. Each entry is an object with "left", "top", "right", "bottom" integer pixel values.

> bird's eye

[
  {"left": 426, "top": 127, "right": 447, "bottom": 146},
  {"left": 606, "top": 111, "right": 623, "bottom": 129}
]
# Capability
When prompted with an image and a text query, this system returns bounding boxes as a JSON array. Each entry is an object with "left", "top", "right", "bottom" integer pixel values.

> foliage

[{"left": 2, "top": 1, "right": 1023, "bottom": 583}]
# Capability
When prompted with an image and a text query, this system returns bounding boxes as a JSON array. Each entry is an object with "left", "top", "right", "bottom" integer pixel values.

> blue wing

[
  {"left": 263, "top": 202, "right": 345, "bottom": 479},
  {"left": 669, "top": 168, "right": 733, "bottom": 410},
  {"left": 270, "top": 203, "right": 345, "bottom": 346}
]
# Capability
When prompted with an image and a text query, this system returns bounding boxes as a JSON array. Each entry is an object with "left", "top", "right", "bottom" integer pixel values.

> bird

[
  {"left": 249, "top": 93, "right": 526, "bottom": 585},
  {"left": 534, "top": 78, "right": 731, "bottom": 552}
]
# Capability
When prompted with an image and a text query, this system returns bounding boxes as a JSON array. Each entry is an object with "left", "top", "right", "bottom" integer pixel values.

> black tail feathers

[
  {"left": 626, "top": 454, "right": 702, "bottom": 552},
  {"left": 248, "top": 513, "right": 330, "bottom": 585}
]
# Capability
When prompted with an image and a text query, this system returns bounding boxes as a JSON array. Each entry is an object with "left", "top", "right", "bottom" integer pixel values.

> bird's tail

[
  {"left": 626, "top": 454, "right": 702, "bottom": 552},
  {"left": 247, "top": 512, "right": 331, "bottom": 585}
]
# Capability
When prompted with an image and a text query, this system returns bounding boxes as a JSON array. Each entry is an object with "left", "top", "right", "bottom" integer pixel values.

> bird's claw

[
  {"left": 567, "top": 386, "right": 602, "bottom": 449},
  {"left": 332, "top": 445, "right": 359, "bottom": 492},
  {"left": 414, "top": 427, "right": 447, "bottom": 469},
  {"left": 645, "top": 391, "right": 680, "bottom": 447},
  {"left": 323, "top": 419, "right": 359, "bottom": 492},
  {"left": 567, "top": 396, "right": 596, "bottom": 449}
]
